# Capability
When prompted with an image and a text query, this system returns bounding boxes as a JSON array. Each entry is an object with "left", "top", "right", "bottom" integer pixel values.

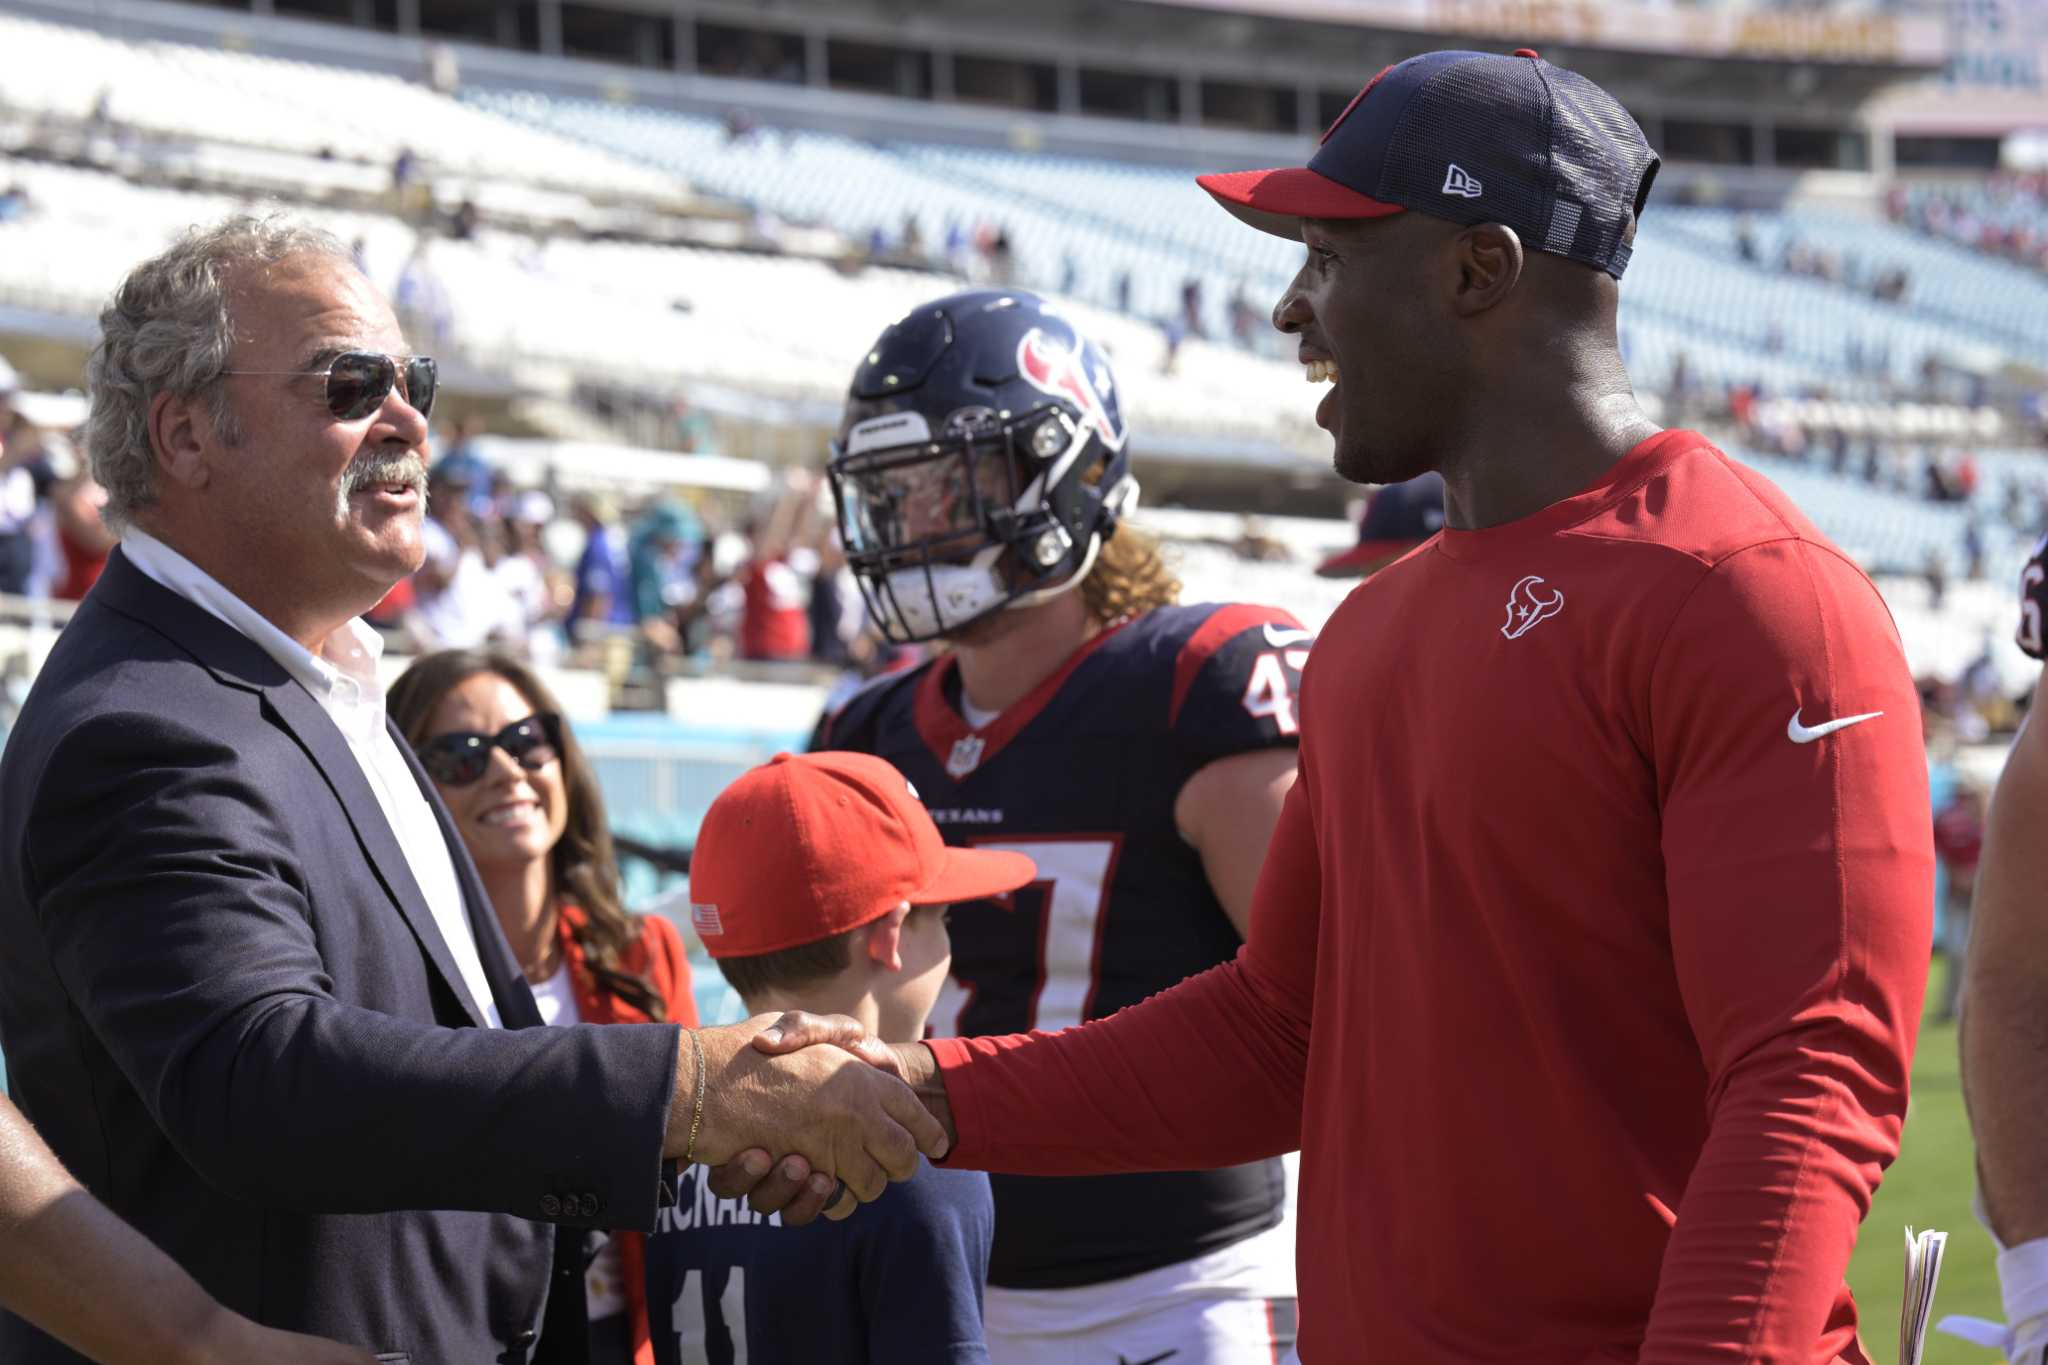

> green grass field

[{"left": 1847, "top": 956, "right": 1997, "bottom": 1365}]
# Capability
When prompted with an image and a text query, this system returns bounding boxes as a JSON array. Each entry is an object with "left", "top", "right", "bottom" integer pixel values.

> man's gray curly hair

[{"left": 85, "top": 215, "right": 353, "bottom": 532}]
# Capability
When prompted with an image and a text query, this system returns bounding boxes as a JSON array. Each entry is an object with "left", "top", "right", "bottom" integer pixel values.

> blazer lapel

[
  {"left": 259, "top": 683, "right": 492, "bottom": 1030},
  {"left": 93, "top": 550, "right": 492, "bottom": 1030},
  {"left": 390, "top": 724, "right": 544, "bottom": 1030}
]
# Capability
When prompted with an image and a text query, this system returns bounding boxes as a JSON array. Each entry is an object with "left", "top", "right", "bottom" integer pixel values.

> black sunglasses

[
  {"left": 417, "top": 713, "right": 563, "bottom": 787},
  {"left": 223, "top": 351, "right": 437, "bottom": 422}
]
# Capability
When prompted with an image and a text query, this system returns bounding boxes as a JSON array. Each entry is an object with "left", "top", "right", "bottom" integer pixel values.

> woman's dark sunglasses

[
  {"left": 223, "top": 351, "right": 437, "bottom": 422},
  {"left": 417, "top": 713, "right": 563, "bottom": 787}
]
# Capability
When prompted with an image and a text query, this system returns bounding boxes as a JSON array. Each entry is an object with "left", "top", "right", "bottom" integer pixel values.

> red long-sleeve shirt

[{"left": 927, "top": 431, "right": 1933, "bottom": 1363}]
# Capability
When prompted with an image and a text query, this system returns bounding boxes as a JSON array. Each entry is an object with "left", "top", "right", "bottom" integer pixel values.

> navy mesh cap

[
  {"left": 1316, "top": 472, "right": 1445, "bottom": 577},
  {"left": 1198, "top": 49, "right": 1659, "bottom": 279}
]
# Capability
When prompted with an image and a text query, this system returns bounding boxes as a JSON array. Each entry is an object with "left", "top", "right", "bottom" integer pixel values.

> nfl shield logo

[{"left": 946, "top": 734, "right": 985, "bottom": 779}]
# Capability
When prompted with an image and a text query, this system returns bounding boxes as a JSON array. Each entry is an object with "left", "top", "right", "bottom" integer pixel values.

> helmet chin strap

[
  {"left": 1006, "top": 473, "right": 1140, "bottom": 614},
  {"left": 1008, "top": 531, "right": 1102, "bottom": 612}
]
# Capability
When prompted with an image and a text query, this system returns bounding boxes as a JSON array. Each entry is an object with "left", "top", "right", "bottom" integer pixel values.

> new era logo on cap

[
  {"left": 691, "top": 903, "right": 724, "bottom": 937},
  {"left": 1441, "top": 164, "right": 1483, "bottom": 199}
]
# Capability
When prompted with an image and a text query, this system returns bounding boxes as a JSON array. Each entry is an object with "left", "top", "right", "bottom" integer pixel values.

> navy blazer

[{"left": 0, "top": 549, "right": 681, "bottom": 1364}]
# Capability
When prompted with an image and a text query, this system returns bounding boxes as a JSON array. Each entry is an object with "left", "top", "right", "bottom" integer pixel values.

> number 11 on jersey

[{"left": 673, "top": 1266, "right": 746, "bottom": 1364}]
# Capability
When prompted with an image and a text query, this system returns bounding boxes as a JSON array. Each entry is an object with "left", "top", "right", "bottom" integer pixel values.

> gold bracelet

[{"left": 683, "top": 1028, "right": 708, "bottom": 1165}]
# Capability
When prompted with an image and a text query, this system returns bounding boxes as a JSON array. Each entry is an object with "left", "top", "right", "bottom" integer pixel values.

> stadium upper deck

[
  {"left": 0, "top": 0, "right": 2041, "bottom": 552},
  {"left": 0, "top": 0, "right": 1960, "bottom": 179}
]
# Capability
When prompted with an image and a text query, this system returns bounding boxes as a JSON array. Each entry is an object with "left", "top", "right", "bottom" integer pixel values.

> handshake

[{"left": 672, "top": 1012, "right": 956, "bottom": 1225}]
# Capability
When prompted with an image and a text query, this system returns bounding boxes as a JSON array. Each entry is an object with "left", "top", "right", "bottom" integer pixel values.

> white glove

[{"left": 1941, "top": 1236, "right": 2048, "bottom": 1364}]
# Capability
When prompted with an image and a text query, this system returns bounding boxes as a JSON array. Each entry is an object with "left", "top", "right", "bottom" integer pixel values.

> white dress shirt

[{"left": 120, "top": 529, "right": 503, "bottom": 1028}]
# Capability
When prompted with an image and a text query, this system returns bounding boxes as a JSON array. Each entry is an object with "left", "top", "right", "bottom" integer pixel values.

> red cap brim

[
  {"left": 1315, "top": 538, "right": 1425, "bottom": 578},
  {"left": 1197, "top": 167, "right": 1405, "bottom": 241},
  {"left": 913, "top": 846, "right": 1040, "bottom": 907}
]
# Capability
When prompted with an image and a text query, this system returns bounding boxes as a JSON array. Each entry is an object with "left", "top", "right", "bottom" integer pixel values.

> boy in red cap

[{"left": 644, "top": 750, "right": 1035, "bottom": 1365}]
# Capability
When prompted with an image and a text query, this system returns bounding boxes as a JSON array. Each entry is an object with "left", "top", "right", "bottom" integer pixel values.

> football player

[
  {"left": 813, "top": 289, "right": 1302, "bottom": 1365},
  {"left": 1954, "top": 538, "right": 2048, "bottom": 1364}
]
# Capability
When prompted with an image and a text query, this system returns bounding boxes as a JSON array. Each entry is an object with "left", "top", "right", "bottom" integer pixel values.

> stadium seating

[
  {"left": 5, "top": 10, "right": 2041, "bottom": 460},
  {"left": 466, "top": 90, "right": 1301, "bottom": 343},
  {"left": 1653, "top": 204, "right": 2048, "bottom": 363},
  {"left": 0, "top": 12, "right": 2040, "bottom": 701},
  {"left": 1625, "top": 213, "right": 2014, "bottom": 393},
  {"left": 0, "top": 12, "right": 684, "bottom": 206},
  {"left": 0, "top": 149, "right": 1324, "bottom": 460},
  {"left": 470, "top": 88, "right": 2048, "bottom": 409},
  {"left": 1890, "top": 178, "right": 2048, "bottom": 278},
  {"left": 1730, "top": 449, "right": 1993, "bottom": 569}
]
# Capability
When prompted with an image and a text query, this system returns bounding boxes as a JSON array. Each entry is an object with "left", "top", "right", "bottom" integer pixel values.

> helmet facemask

[{"left": 830, "top": 403, "right": 1126, "bottom": 644}]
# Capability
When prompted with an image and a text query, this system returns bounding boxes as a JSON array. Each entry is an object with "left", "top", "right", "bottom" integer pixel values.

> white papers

[{"left": 1901, "top": 1225, "right": 1949, "bottom": 1365}]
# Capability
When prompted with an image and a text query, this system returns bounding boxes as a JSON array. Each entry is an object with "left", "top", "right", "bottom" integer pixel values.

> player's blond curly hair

[{"left": 1080, "top": 523, "right": 1181, "bottom": 625}]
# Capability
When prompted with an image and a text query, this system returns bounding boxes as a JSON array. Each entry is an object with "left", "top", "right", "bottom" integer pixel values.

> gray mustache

[{"left": 343, "top": 457, "right": 427, "bottom": 500}]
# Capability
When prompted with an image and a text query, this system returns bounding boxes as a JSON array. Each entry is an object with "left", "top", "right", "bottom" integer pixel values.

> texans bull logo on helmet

[{"left": 1017, "top": 328, "right": 1127, "bottom": 453}]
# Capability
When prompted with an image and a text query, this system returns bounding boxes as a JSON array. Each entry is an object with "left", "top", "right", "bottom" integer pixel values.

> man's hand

[
  {"left": 669, "top": 1018, "right": 948, "bottom": 1214},
  {"left": 755, "top": 1011, "right": 912, "bottom": 1076},
  {"left": 703, "top": 1013, "right": 956, "bottom": 1225}
]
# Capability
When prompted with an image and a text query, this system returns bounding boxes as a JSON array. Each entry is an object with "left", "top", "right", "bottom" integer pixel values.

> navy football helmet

[{"left": 827, "top": 290, "right": 1137, "bottom": 644}]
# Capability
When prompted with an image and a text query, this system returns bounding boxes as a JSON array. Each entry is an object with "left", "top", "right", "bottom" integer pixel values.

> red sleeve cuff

[{"left": 924, "top": 1035, "right": 986, "bottom": 1166}]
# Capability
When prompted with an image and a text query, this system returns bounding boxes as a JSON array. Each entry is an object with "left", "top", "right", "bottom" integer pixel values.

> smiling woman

[{"left": 387, "top": 648, "right": 697, "bottom": 1365}]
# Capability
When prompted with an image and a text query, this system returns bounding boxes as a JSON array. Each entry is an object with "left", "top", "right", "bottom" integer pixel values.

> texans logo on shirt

[
  {"left": 1017, "top": 328, "right": 1127, "bottom": 452},
  {"left": 1501, "top": 574, "right": 1565, "bottom": 640}
]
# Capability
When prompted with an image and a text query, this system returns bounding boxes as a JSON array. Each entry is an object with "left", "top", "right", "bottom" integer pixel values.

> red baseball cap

[{"left": 688, "top": 751, "right": 1037, "bottom": 959}]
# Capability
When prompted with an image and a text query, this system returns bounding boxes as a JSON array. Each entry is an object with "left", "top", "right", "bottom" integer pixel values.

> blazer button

[
  {"left": 579, "top": 1194, "right": 600, "bottom": 1219},
  {"left": 539, "top": 1194, "right": 562, "bottom": 1218}
]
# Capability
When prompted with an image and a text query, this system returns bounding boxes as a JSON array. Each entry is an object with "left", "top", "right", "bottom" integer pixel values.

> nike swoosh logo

[
  {"left": 1118, "top": 1353, "right": 1179, "bottom": 1365},
  {"left": 1787, "top": 709, "right": 1884, "bottom": 743},
  {"left": 1263, "top": 624, "right": 1314, "bottom": 648}
]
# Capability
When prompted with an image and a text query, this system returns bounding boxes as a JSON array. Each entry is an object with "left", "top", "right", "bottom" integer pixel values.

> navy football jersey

[
  {"left": 646, "top": 1160, "right": 994, "bottom": 1365},
  {"left": 816, "top": 601, "right": 1308, "bottom": 1288},
  {"left": 2020, "top": 532, "right": 2048, "bottom": 659}
]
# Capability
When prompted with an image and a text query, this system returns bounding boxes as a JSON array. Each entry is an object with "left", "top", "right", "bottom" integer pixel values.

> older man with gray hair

[{"left": 0, "top": 216, "right": 945, "bottom": 1365}]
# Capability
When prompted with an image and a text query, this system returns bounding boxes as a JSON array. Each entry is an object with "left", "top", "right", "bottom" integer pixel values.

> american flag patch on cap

[{"left": 690, "top": 903, "right": 724, "bottom": 937}]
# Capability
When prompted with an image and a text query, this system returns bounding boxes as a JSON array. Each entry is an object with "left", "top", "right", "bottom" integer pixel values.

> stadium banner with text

[
  {"left": 1143, "top": 0, "right": 1947, "bottom": 66},
  {"left": 1873, "top": 0, "right": 2048, "bottom": 136}
]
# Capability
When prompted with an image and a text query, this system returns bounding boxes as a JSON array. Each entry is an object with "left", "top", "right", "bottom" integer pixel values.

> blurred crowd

[
  {"left": 1887, "top": 176, "right": 2048, "bottom": 275},
  {"left": 1733, "top": 397, "right": 2045, "bottom": 529},
  {"left": 1921, "top": 648, "right": 2020, "bottom": 746},
  {"left": 0, "top": 350, "right": 916, "bottom": 702},
  {"left": 843, "top": 205, "right": 1282, "bottom": 367},
  {"left": 1735, "top": 215, "right": 1913, "bottom": 303},
  {"left": 360, "top": 422, "right": 910, "bottom": 689},
  {"left": 0, "top": 354, "right": 114, "bottom": 606}
]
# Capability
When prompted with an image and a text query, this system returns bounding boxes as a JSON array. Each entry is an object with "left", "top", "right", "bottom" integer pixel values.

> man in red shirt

[
  {"left": 727, "top": 49, "right": 1933, "bottom": 1362},
  {"left": 738, "top": 477, "right": 817, "bottom": 663},
  {"left": 1932, "top": 784, "right": 1985, "bottom": 1022}
]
